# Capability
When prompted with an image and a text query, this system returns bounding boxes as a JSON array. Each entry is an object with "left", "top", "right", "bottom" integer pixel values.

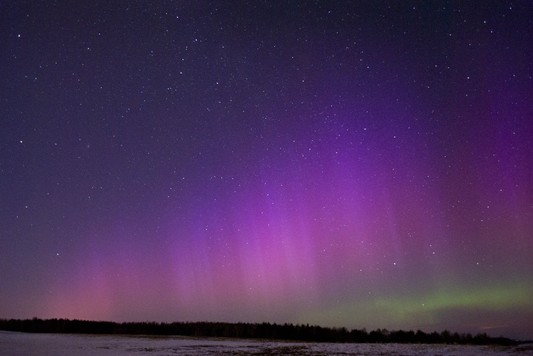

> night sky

[{"left": 1, "top": 1, "right": 532, "bottom": 340}]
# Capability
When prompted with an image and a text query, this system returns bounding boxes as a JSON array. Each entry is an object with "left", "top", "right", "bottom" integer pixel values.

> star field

[{"left": 1, "top": 1, "right": 532, "bottom": 340}]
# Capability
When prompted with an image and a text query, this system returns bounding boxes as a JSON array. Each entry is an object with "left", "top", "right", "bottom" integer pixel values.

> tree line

[{"left": 0, "top": 318, "right": 517, "bottom": 345}]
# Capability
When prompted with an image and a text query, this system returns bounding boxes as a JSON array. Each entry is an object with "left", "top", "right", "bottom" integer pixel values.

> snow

[{"left": 0, "top": 330, "right": 526, "bottom": 355}]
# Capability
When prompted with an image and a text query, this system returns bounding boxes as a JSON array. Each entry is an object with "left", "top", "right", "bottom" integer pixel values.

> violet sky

[{"left": 1, "top": 1, "right": 532, "bottom": 340}]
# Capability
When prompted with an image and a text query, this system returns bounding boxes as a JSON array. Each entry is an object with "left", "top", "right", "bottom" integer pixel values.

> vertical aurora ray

[{"left": 1, "top": 1, "right": 532, "bottom": 340}]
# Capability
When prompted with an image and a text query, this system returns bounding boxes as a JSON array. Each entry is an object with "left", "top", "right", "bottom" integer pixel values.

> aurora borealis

[{"left": 1, "top": 1, "right": 532, "bottom": 340}]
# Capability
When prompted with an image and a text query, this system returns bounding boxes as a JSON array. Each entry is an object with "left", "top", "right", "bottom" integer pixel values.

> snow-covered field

[{"left": 0, "top": 331, "right": 529, "bottom": 355}]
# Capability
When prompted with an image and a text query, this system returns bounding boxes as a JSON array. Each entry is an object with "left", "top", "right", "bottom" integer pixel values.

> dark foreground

[
  {"left": 1, "top": 331, "right": 532, "bottom": 356},
  {"left": 0, "top": 318, "right": 520, "bottom": 346}
]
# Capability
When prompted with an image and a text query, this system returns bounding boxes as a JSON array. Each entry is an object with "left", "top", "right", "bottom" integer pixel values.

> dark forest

[{"left": 0, "top": 318, "right": 517, "bottom": 346}]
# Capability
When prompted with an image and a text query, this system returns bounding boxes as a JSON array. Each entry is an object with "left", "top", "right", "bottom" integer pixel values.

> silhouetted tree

[{"left": 0, "top": 318, "right": 517, "bottom": 345}]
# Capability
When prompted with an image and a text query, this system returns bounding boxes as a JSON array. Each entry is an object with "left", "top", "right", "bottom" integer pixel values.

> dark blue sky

[{"left": 1, "top": 1, "right": 532, "bottom": 340}]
